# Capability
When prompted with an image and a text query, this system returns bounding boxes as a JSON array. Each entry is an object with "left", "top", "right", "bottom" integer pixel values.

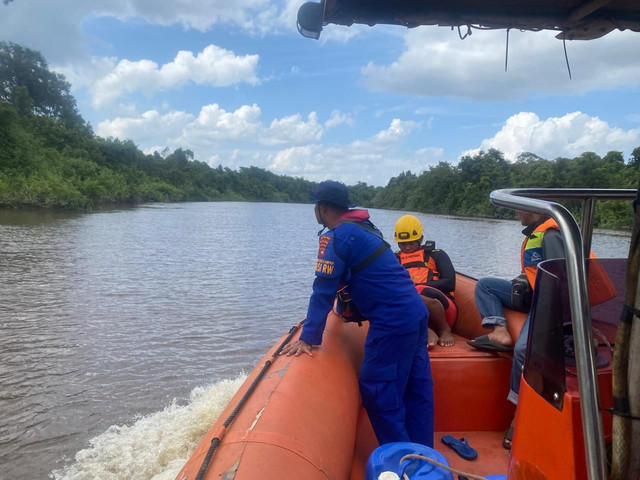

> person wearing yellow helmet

[{"left": 395, "top": 215, "right": 457, "bottom": 348}]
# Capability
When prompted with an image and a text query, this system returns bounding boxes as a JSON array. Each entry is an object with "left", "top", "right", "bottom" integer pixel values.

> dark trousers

[{"left": 359, "top": 315, "right": 434, "bottom": 447}]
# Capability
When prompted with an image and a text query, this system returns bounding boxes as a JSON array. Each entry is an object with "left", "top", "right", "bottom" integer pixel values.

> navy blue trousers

[{"left": 359, "top": 315, "right": 434, "bottom": 447}]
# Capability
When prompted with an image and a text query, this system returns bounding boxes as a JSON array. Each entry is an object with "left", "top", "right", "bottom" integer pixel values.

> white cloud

[
  {"left": 97, "top": 107, "right": 434, "bottom": 185},
  {"left": 324, "top": 110, "right": 355, "bottom": 129},
  {"left": 92, "top": 45, "right": 259, "bottom": 107},
  {"left": 103, "top": 0, "right": 274, "bottom": 32},
  {"left": 416, "top": 147, "right": 445, "bottom": 161},
  {"left": 97, "top": 103, "right": 329, "bottom": 152},
  {"left": 97, "top": 110, "right": 194, "bottom": 144},
  {"left": 268, "top": 145, "right": 328, "bottom": 175},
  {"left": 462, "top": 112, "right": 640, "bottom": 161},
  {"left": 0, "top": 0, "right": 90, "bottom": 65},
  {"left": 206, "top": 154, "right": 222, "bottom": 168},
  {"left": 372, "top": 118, "right": 421, "bottom": 143},
  {"left": 268, "top": 119, "right": 432, "bottom": 185},
  {"left": 0, "top": 0, "right": 339, "bottom": 70},
  {"left": 362, "top": 28, "right": 640, "bottom": 100},
  {"left": 264, "top": 112, "right": 323, "bottom": 145},
  {"left": 54, "top": 56, "right": 118, "bottom": 90},
  {"left": 319, "top": 24, "right": 365, "bottom": 43},
  {"left": 181, "top": 104, "right": 263, "bottom": 145},
  {"left": 143, "top": 145, "right": 170, "bottom": 156}
]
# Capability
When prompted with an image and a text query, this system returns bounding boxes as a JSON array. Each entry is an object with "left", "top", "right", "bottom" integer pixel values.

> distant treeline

[
  {"left": 1, "top": 41, "right": 639, "bottom": 228},
  {"left": 0, "top": 43, "right": 312, "bottom": 208},
  {"left": 0, "top": 103, "right": 311, "bottom": 207},
  {"left": 353, "top": 148, "right": 640, "bottom": 228}
]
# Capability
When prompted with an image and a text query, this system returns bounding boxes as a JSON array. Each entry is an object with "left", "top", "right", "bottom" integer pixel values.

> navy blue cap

[{"left": 309, "top": 180, "right": 355, "bottom": 208}]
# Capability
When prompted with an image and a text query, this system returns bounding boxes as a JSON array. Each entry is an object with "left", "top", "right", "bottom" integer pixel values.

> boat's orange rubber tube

[
  {"left": 176, "top": 313, "right": 368, "bottom": 480},
  {"left": 178, "top": 273, "right": 532, "bottom": 480}
]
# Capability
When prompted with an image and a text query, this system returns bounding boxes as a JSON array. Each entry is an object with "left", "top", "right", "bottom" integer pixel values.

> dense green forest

[
  {"left": 1, "top": 41, "right": 638, "bottom": 227},
  {"left": 359, "top": 149, "right": 640, "bottom": 228}
]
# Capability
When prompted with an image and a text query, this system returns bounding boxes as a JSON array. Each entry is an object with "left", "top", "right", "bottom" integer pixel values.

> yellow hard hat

[{"left": 395, "top": 215, "right": 423, "bottom": 242}]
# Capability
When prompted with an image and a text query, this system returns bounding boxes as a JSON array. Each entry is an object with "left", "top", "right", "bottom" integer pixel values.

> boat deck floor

[
  {"left": 351, "top": 413, "right": 511, "bottom": 478},
  {"left": 434, "top": 430, "right": 510, "bottom": 477}
]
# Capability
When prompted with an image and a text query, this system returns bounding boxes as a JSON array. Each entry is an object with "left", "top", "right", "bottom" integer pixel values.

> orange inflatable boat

[{"left": 175, "top": 261, "right": 623, "bottom": 480}]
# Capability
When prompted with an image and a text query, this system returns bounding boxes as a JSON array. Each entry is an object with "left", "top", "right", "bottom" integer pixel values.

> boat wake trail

[{"left": 50, "top": 376, "right": 246, "bottom": 480}]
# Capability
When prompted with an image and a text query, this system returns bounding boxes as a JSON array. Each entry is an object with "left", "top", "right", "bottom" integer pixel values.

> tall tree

[
  {"left": 629, "top": 147, "right": 640, "bottom": 171},
  {"left": 0, "top": 41, "right": 84, "bottom": 127}
]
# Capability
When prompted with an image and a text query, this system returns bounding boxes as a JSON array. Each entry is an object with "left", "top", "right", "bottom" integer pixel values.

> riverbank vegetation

[
  {"left": 1, "top": 41, "right": 638, "bottom": 228},
  {"left": 358, "top": 149, "right": 640, "bottom": 228}
]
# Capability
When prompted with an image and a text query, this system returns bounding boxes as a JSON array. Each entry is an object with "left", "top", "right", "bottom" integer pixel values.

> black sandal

[{"left": 502, "top": 425, "right": 514, "bottom": 449}]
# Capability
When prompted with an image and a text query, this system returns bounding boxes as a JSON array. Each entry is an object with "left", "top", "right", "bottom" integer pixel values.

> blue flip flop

[{"left": 441, "top": 435, "right": 478, "bottom": 460}]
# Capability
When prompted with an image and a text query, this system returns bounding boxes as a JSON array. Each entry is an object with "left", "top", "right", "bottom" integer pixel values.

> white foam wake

[{"left": 51, "top": 376, "right": 246, "bottom": 480}]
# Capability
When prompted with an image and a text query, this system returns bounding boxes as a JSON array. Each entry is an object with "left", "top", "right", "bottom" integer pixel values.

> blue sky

[{"left": 2, "top": 1, "right": 640, "bottom": 186}]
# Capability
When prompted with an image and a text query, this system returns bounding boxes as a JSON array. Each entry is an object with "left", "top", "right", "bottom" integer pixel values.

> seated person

[
  {"left": 395, "top": 215, "right": 457, "bottom": 348},
  {"left": 468, "top": 211, "right": 564, "bottom": 353},
  {"left": 468, "top": 210, "right": 565, "bottom": 449}
]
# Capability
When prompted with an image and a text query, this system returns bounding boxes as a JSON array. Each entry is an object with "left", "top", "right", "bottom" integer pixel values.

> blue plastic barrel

[{"left": 365, "top": 442, "right": 454, "bottom": 480}]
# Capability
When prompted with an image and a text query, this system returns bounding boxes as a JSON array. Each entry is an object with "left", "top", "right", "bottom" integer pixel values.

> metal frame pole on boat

[{"left": 490, "top": 188, "right": 636, "bottom": 480}]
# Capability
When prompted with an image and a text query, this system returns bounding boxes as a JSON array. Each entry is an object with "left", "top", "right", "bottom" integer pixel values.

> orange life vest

[
  {"left": 520, "top": 218, "right": 616, "bottom": 305},
  {"left": 398, "top": 248, "right": 452, "bottom": 295},
  {"left": 520, "top": 218, "right": 559, "bottom": 290}
]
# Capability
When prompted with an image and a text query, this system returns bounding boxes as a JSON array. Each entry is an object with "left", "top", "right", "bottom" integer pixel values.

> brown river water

[{"left": 0, "top": 202, "right": 631, "bottom": 479}]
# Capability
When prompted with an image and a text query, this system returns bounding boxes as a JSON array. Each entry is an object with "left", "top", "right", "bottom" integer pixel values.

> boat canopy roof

[{"left": 297, "top": 0, "right": 640, "bottom": 40}]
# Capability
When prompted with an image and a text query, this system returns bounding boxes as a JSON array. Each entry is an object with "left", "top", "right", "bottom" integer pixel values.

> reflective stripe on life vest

[{"left": 520, "top": 218, "right": 559, "bottom": 290}]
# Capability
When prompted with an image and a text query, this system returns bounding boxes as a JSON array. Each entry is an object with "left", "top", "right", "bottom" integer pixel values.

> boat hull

[
  {"left": 178, "top": 272, "right": 610, "bottom": 480},
  {"left": 176, "top": 314, "right": 368, "bottom": 480}
]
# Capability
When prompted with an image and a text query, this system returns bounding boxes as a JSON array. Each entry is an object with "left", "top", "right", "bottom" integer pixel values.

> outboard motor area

[{"left": 297, "top": 1, "right": 325, "bottom": 39}]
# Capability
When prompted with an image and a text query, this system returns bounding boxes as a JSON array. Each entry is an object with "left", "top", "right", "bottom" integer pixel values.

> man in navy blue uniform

[{"left": 281, "top": 180, "right": 434, "bottom": 447}]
